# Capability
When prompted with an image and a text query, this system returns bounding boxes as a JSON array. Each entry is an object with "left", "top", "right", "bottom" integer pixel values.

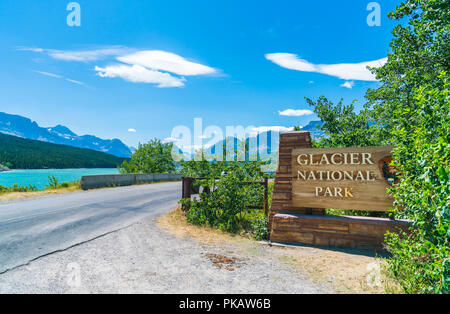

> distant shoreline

[{"left": 0, "top": 168, "right": 120, "bottom": 190}]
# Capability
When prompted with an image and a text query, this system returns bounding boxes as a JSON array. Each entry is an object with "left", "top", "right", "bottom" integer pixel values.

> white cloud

[
  {"left": 265, "top": 53, "right": 387, "bottom": 81},
  {"left": 34, "top": 70, "right": 85, "bottom": 86},
  {"left": 118, "top": 50, "right": 217, "bottom": 76},
  {"left": 340, "top": 81, "right": 354, "bottom": 89},
  {"left": 22, "top": 46, "right": 218, "bottom": 88},
  {"left": 95, "top": 64, "right": 186, "bottom": 88},
  {"left": 278, "top": 109, "right": 314, "bottom": 117},
  {"left": 248, "top": 126, "right": 294, "bottom": 136},
  {"left": 128, "top": 128, "right": 136, "bottom": 132},
  {"left": 34, "top": 70, "right": 63, "bottom": 78},
  {"left": 163, "top": 137, "right": 178, "bottom": 143},
  {"left": 65, "top": 78, "right": 85, "bottom": 86},
  {"left": 20, "top": 46, "right": 132, "bottom": 62}
]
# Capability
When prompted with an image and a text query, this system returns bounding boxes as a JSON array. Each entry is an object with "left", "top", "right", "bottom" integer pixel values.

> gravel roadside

[{"left": 0, "top": 208, "right": 332, "bottom": 294}]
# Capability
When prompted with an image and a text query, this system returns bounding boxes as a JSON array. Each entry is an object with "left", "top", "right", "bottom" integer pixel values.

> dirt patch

[
  {"left": 204, "top": 253, "right": 243, "bottom": 271},
  {"left": 156, "top": 206, "right": 248, "bottom": 246},
  {"left": 273, "top": 245, "right": 400, "bottom": 294},
  {"left": 0, "top": 186, "right": 80, "bottom": 202},
  {"left": 157, "top": 207, "right": 401, "bottom": 294}
]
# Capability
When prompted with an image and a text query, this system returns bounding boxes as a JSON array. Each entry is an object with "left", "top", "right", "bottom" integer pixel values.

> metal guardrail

[{"left": 80, "top": 173, "right": 182, "bottom": 190}]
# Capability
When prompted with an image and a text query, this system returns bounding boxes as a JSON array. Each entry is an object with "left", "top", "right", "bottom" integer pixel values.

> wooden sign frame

[{"left": 268, "top": 131, "right": 410, "bottom": 250}]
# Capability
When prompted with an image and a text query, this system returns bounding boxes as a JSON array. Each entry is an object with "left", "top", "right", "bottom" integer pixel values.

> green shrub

[
  {"left": 385, "top": 230, "right": 449, "bottom": 294},
  {"left": 0, "top": 184, "right": 37, "bottom": 194},
  {"left": 59, "top": 182, "right": 71, "bottom": 188},
  {"left": 383, "top": 78, "right": 450, "bottom": 293},
  {"left": 46, "top": 175, "right": 59, "bottom": 189},
  {"left": 252, "top": 216, "right": 270, "bottom": 240},
  {"left": 182, "top": 159, "right": 270, "bottom": 235}
]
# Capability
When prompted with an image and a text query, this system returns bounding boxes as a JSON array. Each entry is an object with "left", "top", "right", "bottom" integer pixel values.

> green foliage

[
  {"left": 0, "top": 161, "right": 12, "bottom": 169},
  {"left": 0, "top": 184, "right": 37, "bottom": 193},
  {"left": 179, "top": 150, "right": 225, "bottom": 178},
  {"left": 365, "top": 0, "right": 449, "bottom": 294},
  {"left": 45, "top": 176, "right": 80, "bottom": 190},
  {"left": 325, "top": 208, "right": 390, "bottom": 218},
  {"left": 181, "top": 159, "right": 268, "bottom": 234},
  {"left": 46, "top": 175, "right": 59, "bottom": 189},
  {"left": 0, "top": 177, "right": 79, "bottom": 194},
  {"left": 305, "top": 96, "right": 386, "bottom": 148},
  {"left": 366, "top": 0, "right": 449, "bottom": 136},
  {"left": 59, "top": 182, "right": 73, "bottom": 188},
  {"left": 383, "top": 75, "right": 449, "bottom": 293},
  {"left": 0, "top": 133, "right": 127, "bottom": 169},
  {"left": 306, "top": 0, "right": 449, "bottom": 293},
  {"left": 180, "top": 154, "right": 266, "bottom": 179},
  {"left": 45, "top": 175, "right": 80, "bottom": 190},
  {"left": 120, "top": 139, "right": 176, "bottom": 174},
  {"left": 252, "top": 216, "right": 270, "bottom": 240},
  {"left": 385, "top": 230, "right": 448, "bottom": 294}
]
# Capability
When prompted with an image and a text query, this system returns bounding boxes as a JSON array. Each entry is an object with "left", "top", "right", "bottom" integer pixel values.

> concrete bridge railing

[{"left": 80, "top": 173, "right": 182, "bottom": 190}]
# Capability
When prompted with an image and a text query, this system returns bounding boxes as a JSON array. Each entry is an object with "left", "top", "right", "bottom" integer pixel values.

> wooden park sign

[
  {"left": 269, "top": 131, "right": 410, "bottom": 250},
  {"left": 292, "top": 146, "right": 395, "bottom": 212}
]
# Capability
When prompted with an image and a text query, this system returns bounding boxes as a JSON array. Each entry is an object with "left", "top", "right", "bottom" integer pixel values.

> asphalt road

[{"left": 0, "top": 182, "right": 181, "bottom": 274}]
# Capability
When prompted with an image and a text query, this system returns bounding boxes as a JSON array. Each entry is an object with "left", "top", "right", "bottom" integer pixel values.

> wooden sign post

[{"left": 269, "top": 131, "right": 410, "bottom": 250}]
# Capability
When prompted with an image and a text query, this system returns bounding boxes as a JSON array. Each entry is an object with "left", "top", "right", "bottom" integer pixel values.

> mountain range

[
  {"left": 181, "top": 120, "right": 325, "bottom": 161},
  {"left": 0, "top": 112, "right": 324, "bottom": 160},
  {"left": 300, "top": 120, "right": 325, "bottom": 139},
  {"left": 0, "top": 112, "right": 132, "bottom": 157},
  {"left": 210, "top": 120, "right": 324, "bottom": 153}
]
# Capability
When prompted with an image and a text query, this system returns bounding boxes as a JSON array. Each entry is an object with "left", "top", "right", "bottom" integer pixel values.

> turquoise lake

[{"left": 0, "top": 168, "right": 120, "bottom": 190}]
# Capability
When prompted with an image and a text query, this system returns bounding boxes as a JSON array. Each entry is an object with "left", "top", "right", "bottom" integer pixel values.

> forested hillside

[{"left": 0, "top": 133, "right": 127, "bottom": 169}]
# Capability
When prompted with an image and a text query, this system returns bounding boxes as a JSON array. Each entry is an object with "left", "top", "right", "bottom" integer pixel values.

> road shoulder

[
  {"left": 0, "top": 206, "right": 330, "bottom": 294},
  {"left": 158, "top": 207, "right": 400, "bottom": 294}
]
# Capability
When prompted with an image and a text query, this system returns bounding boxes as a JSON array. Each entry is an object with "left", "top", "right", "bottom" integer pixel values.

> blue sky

[{"left": 0, "top": 0, "right": 402, "bottom": 147}]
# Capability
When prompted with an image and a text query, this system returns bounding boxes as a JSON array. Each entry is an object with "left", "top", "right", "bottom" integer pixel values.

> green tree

[
  {"left": 305, "top": 96, "right": 386, "bottom": 148},
  {"left": 305, "top": 0, "right": 448, "bottom": 293},
  {"left": 364, "top": 0, "right": 449, "bottom": 294},
  {"left": 382, "top": 74, "right": 449, "bottom": 294},
  {"left": 120, "top": 139, "right": 176, "bottom": 174},
  {"left": 366, "top": 0, "right": 449, "bottom": 133}
]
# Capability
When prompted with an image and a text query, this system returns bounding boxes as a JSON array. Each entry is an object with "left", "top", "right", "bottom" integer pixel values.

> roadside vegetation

[
  {"left": 179, "top": 151, "right": 272, "bottom": 240},
  {"left": 119, "top": 139, "right": 176, "bottom": 174},
  {"left": 303, "top": 0, "right": 448, "bottom": 294},
  {"left": 119, "top": 139, "right": 273, "bottom": 240},
  {"left": 0, "top": 175, "right": 80, "bottom": 201}
]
